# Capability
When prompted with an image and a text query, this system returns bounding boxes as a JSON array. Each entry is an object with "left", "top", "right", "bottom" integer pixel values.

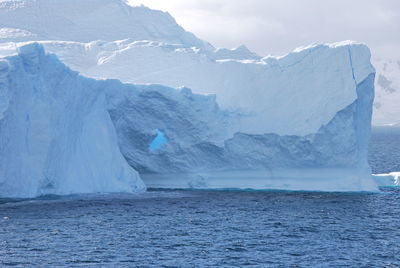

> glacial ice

[
  {"left": 0, "top": 43, "right": 144, "bottom": 197},
  {"left": 107, "top": 62, "right": 378, "bottom": 192},
  {"left": 373, "top": 173, "right": 400, "bottom": 187},
  {"left": 0, "top": 42, "right": 378, "bottom": 196},
  {"left": 0, "top": 0, "right": 381, "bottom": 195}
]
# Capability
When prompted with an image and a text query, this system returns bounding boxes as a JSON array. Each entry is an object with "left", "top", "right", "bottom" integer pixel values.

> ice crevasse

[{"left": 0, "top": 41, "right": 378, "bottom": 197}]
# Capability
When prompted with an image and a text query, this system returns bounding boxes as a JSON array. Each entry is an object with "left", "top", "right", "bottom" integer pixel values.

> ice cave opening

[{"left": 149, "top": 129, "right": 168, "bottom": 151}]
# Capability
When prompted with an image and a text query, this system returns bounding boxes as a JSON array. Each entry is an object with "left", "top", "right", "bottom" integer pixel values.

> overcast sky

[{"left": 128, "top": 0, "right": 399, "bottom": 58}]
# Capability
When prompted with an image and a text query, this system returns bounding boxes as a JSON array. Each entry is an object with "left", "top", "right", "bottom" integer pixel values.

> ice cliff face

[
  {"left": 0, "top": 43, "right": 144, "bottom": 197},
  {"left": 98, "top": 41, "right": 375, "bottom": 191},
  {"left": 106, "top": 50, "right": 376, "bottom": 191}
]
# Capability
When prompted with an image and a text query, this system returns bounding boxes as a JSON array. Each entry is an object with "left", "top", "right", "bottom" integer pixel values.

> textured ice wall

[
  {"left": 107, "top": 72, "right": 377, "bottom": 191},
  {"left": 22, "top": 41, "right": 375, "bottom": 163},
  {"left": 0, "top": 43, "right": 144, "bottom": 197},
  {"left": 95, "top": 41, "right": 375, "bottom": 191}
]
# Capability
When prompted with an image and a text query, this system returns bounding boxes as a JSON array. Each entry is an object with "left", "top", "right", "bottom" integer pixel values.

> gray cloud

[{"left": 129, "top": 0, "right": 400, "bottom": 58}]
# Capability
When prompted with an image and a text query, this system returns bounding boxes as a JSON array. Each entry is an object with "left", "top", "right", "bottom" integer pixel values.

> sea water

[{"left": 0, "top": 128, "right": 399, "bottom": 267}]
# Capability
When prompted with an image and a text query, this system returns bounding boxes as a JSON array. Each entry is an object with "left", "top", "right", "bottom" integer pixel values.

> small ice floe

[{"left": 372, "top": 172, "right": 400, "bottom": 187}]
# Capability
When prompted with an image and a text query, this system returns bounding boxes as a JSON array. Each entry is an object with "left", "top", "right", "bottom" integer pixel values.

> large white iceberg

[
  {"left": 0, "top": 42, "right": 378, "bottom": 196},
  {"left": 104, "top": 42, "right": 378, "bottom": 192},
  {"left": 0, "top": 0, "right": 380, "bottom": 196}
]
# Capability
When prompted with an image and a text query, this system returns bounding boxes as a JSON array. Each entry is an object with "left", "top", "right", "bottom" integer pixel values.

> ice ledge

[{"left": 373, "top": 173, "right": 400, "bottom": 187}]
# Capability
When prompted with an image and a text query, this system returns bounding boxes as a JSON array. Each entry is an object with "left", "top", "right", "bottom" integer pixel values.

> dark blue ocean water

[
  {"left": 369, "top": 127, "right": 400, "bottom": 174},
  {"left": 0, "top": 128, "right": 399, "bottom": 267}
]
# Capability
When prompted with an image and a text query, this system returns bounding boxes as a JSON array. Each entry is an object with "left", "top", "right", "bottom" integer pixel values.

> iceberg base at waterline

[{"left": 143, "top": 169, "right": 378, "bottom": 192}]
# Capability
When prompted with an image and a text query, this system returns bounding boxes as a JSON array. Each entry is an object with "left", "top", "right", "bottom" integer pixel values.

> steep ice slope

[
  {"left": 0, "top": 43, "right": 144, "bottom": 197},
  {"left": 0, "top": 0, "right": 211, "bottom": 49},
  {"left": 372, "top": 57, "right": 400, "bottom": 126},
  {"left": 2, "top": 40, "right": 374, "bottom": 137}
]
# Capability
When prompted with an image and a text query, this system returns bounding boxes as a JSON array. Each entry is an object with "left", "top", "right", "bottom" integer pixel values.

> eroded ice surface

[{"left": 0, "top": 43, "right": 145, "bottom": 197}]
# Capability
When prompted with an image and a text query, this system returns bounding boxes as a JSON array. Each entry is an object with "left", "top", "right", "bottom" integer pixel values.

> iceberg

[
  {"left": 92, "top": 41, "right": 377, "bottom": 192},
  {"left": 104, "top": 43, "right": 378, "bottom": 191},
  {"left": 0, "top": 0, "right": 380, "bottom": 195},
  {"left": 0, "top": 42, "right": 378, "bottom": 197},
  {"left": 373, "top": 173, "right": 400, "bottom": 187}
]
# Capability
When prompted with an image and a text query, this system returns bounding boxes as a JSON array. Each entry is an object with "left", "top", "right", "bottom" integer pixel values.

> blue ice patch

[{"left": 149, "top": 129, "right": 168, "bottom": 151}]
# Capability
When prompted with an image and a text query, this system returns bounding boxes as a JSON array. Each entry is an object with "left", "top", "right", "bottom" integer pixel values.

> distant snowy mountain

[
  {"left": 0, "top": 0, "right": 212, "bottom": 49},
  {"left": 372, "top": 56, "right": 400, "bottom": 126}
]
